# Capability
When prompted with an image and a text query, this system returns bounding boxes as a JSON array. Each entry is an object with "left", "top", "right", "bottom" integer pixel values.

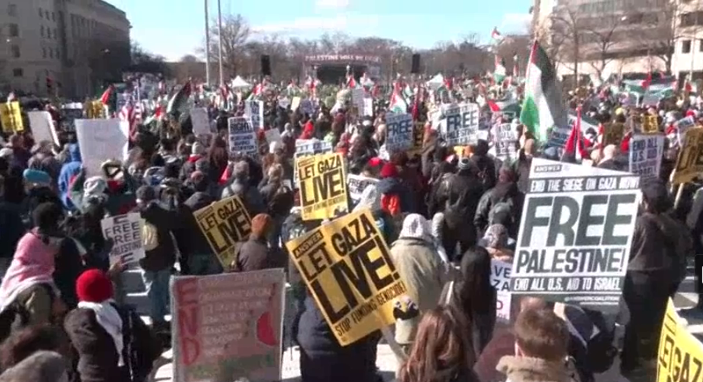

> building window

[
  {"left": 7, "top": 4, "right": 16, "bottom": 16},
  {"left": 38, "top": 8, "right": 42, "bottom": 18},
  {"left": 42, "top": 48, "right": 46, "bottom": 58},
  {"left": 11, "top": 45, "right": 19, "bottom": 58},
  {"left": 8, "top": 24, "right": 18, "bottom": 37},
  {"left": 53, "top": 28, "right": 57, "bottom": 38},
  {"left": 49, "top": 49, "right": 53, "bottom": 59},
  {"left": 12, "top": 68, "right": 22, "bottom": 77},
  {"left": 40, "top": 25, "right": 44, "bottom": 37},
  {"left": 52, "top": 12, "right": 55, "bottom": 21},
  {"left": 683, "top": 40, "right": 692, "bottom": 53}
]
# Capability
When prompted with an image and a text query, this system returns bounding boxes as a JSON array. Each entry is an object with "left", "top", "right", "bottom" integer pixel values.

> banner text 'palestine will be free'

[
  {"left": 510, "top": 158, "right": 641, "bottom": 312},
  {"left": 285, "top": 209, "right": 407, "bottom": 346}
]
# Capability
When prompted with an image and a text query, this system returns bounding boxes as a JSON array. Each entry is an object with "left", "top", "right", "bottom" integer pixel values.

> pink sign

[{"left": 172, "top": 269, "right": 285, "bottom": 382}]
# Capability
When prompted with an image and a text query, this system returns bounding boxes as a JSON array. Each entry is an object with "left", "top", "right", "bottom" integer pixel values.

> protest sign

[
  {"left": 291, "top": 97, "right": 301, "bottom": 111},
  {"left": 385, "top": 113, "right": 413, "bottom": 151},
  {"left": 629, "top": 134, "right": 664, "bottom": 179},
  {"left": 75, "top": 119, "right": 129, "bottom": 177},
  {"left": 603, "top": 122, "right": 625, "bottom": 146},
  {"left": 191, "top": 108, "right": 210, "bottom": 136},
  {"left": 672, "top": 128, "right": 703, "bottom": 184},
  {"left": 300, "top": 99, "right": 314, "bottom": 116},
  {"left": 363, "top": 98, "right": 373, "bottom": 117},
  {"left": 62, "top": 108, "right": 84, "bottom": 131},
  {"left": 297, "top": 152, "right": 349, "bottom": 220},
  {"left": 656, "top": 299, "right": 703, "bottom": 382},
  {"left": 284, "top": 209, "right": 407, "bottom": 346},
  {"left": 548, "top": 127, "right": 570, "bottom": 148},
  {"left": 347, "top": 174, "right": 379, "bottom": 207},
  {"left": 264, "top": 128, "right": 282, "bottom": 148},
  {"left": 641, "top": 93, "right": 660, "bottom": 107},
  {"left": 496, "top": 291, "right": 511, "bottom": 322},
  {"left": 172, "top": 269, "right": 285, "bottom": 382},
  {"left": 673, "top": 116, "right": 696, "bottom": 146},
  {"left": 245, "top": 100, "right": 264, "bottom": 129},
  {"left": 491, "top": 260, "right": 512, "bottom": 322},
  {"left": 641, "top": 114, "right": 659, "bottom": 134},
  {"left": 0, "top": 102, "right": 23, "bottom": 133},
  {"left": 100, "top": 213, "right": 145, "bottom": 265},
  {"left": 510, "top": 158, "right": 641, "bottom": 312},
  {"left": 493, "top": 123, "right": 518, "bottom": 161},
  {"left": 193, "top": 196, "right": 253, "bottom": 268},
  {"left": 408, "top": 121, "right": 426, "bottom": 155},
  {"left": 352, "top": 88, "right": 365, "bottom": 114},
  {"left": 227, "top": 117, "right": 257, "bottom": 157},
  {"left": 28, "top": 111, "right": 59, "bottom": 146},
  {"left": 439, "top": 103, "right": 479, "bottom": 146},
  {"left": 86, "top": 100, "right": 105, "bottom": 119},
  {"left": 293, "top": 139, "right": 334, "bottom": 186}
]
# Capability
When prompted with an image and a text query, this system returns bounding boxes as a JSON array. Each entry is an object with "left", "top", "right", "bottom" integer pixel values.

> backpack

[
  {"left": 141, "top": 219, "right": 159, "bottom": 251},
  {"left": 0, "top": 283, "right": 55, "bottom": 344}
]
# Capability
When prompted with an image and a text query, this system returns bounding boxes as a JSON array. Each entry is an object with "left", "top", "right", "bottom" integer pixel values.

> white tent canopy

[{"left": 231, "top": 76, "right": 251, "bottom": 89}]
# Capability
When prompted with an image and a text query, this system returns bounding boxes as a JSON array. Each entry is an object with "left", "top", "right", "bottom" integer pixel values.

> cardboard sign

[
  {"left": 62, "top": 108, "right": 84, "bottom": 131},
  {"left": 641, "top": 114, "right": 659, "bottom": 134},
  {"left": 0, "top": 102, "right": 23, "bottom": 133},
  {"left": 657, "top": 299, "right": 703, "bottom": 382},
  {"left": 100, "top": 213, "right": 145, "bottom": 265},
  {"left": 172, "top": 269, "right": 285, "bottom": 382},
  {"left": 75, "top": 119, "right": 129, "bottom": 177},
  {"left": 672, "top": 128, "right": 703, "bottom": 184},
  {"left": 227, "top": 117, "right": 257, "bottom": 156},
  {"left": 439, "top": 103, "right": 480, "bottom": 146},
  {"left": 293, "top": 139, "right": 333, "bottom": 187},
  {"left": 191, "top": 108, "right": 210, "bottom": 136},
  {"left": 297, "top": 152, "right": 349, "bottom": 221},
  {"left": 493, "top": 123, "right": 518, "bottom": 161},
  {"left": 86, "top": 100, "right": 106, "bottom": 119},
  {"left": 347, "top": 174, "right": 379, "bottom": 207},
  {"left": 284, "top": 209, "right": 407, "bottom": 346},
  {"left": 603, "top": 122, "right": 625, "bottom": 146},
  {"left": 244, "top": 100, "right": 264, "bottom": 129},
  {"left": 385, "top": 113, "right": 413, "bottom": 151},
  {"left": 510, "top": 158, "right": 641, "bottom": 313},
  {"left": 193, "top": 196, "right": 253, "bottom": 268},
  {"left": 629, "top": 134, "right": 664, "bottom": 179},
  {"left": 27, "top": 111, "right": 59, "bottom": 146}
]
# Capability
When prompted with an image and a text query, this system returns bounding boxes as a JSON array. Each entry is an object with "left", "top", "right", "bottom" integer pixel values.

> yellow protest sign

[
  {"left": 297, "top": 152, "right": 349, "bottom": 221},
  {"left": 0, "top": 102, "right": 23, "bottom": 132},
  {"left": 193, "top": 195, "right": 252, "bottom": 268},
  {"left": 284, "top": 209, "right": 407, "bottom": 346},
  {"left": 642, "top": 115, "right": 659, "bottom": 134},
  {"left": 657, "top": 299, "right": 703, "bottom": 381},
  {"left": 86, "top": 100, "right": 105, "bottom": 119},
  {"left": 604, "top": 122, "right": 625, "bottom": 146},
  {"left": 408, "top": 121, "right": 425, "bottom": 156},
  {"left": 672, "top": 128, "right": 703, "bottom": 185}
]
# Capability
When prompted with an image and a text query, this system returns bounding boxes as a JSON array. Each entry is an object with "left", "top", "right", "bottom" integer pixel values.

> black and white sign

[
  {"left": 227, "top": 117, "right": 257, "bottom": 156},
  {"left": 347, "top": 174, "right": 379, "bottom": 207},
  {"left": 293, "top": 139, "right": 333, "bottom": 186},
  {"left": 385, "top": 113, "right": 413, "bottom": 151},
  {"left": 510, "top": 158, "right": 641, "bottom": 312},
  {"left": 629, "top": 134, "right": 664, "bottom": 179},
  {"left": 493, "top": 123, "right": 518, "bottom": 161},
  {"left": 244, "top": 100, "right": 263, "bottom": 129},
  {"left": 439, "top": 103, "right": 479, "bottom": 146},
  {"left": 101, "top": 213, "right": 145, "bottom": 265}
]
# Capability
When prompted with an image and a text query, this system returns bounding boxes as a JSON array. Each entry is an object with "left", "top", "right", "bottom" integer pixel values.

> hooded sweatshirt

[{"left": 58, "top": 144, "right": 82, "bottom": 210}]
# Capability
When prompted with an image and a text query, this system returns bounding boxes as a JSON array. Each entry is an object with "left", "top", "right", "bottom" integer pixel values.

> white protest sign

[
  {"left": 439, "top": 103, "right": 479, "bottom": 146},
  {"left": 510, "top": 158, "right": 641, "bottom": 313},
  {"left": 496, "top": 291, "right": 512, "bottom": 322},
  {"left": 352, "top": 88, "right": 365, "bottom": 113},
  {"left": 190, "top": 108, "right": 210, "bottom": 136},
  {"left": 278, "top": 97, "right": 291, "bottom": 109},
  {"left": 347, "top": 174, "right": 379, "bottom": 207},
  {"left": 244, "top": 100, "right": 264, "bottom": 129},
  {"left": 629, "top": 134, "right": 664, "bottom": 179},
  {"left": 490, "top": 259, "right": 512, "bottom": 292},
  {"left": 228, "top": 117, "right": 257, "bottom": 156},
  {"left": 28, "top": 111, "right": 59, "bottom": 146},
  {"left": 385, "top": 113, "right": 413, "bottom": 151},
  {"left": 363, "top": 98, "right": 373, "bottom": 117},
  {"left": 75, "top": 119, "right": 129, "bottom": 177},
  {"left": 100, "top": 213, "right": 145, "bottom": 265},
  {"left": 673, "top": 116, "right": 695, "bottom": 146},
  {"left": 493, "top": 123, "right": 518, "bottom": 161},
  {"left": 265, "top": 128, "right": 282, "bottom": 148},
  {"left": 641, "top": 93, "right": 660, "bottom": 107}
]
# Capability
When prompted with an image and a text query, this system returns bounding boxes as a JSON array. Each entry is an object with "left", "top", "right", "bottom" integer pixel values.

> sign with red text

[{"left": 171, "top": 269, "right": 285, "bottom": 382}]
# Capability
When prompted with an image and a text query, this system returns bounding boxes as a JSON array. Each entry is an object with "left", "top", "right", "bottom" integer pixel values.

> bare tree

[
  {"left": 633, "top": 2, "right": 682, "bottom": 74},
  {"left": 199, "top": 13, "right": 251, "bottom": 78},
  {"left": 550, "top": 7, "right": 588, "bottom": 85},
  {"left": 583, "top": 14, "right": 626, "bottom": 81}
]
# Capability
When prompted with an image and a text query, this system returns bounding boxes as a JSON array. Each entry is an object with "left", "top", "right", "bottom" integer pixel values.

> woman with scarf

[
  {"left": 390, "top": 214, "right": 448, "bottom": 364},
  {"left": 0, "top": 203, "right": 66, "bottom": 339},
  {"left": 64, "top": 269, "right": 161, "bottom": 382}
]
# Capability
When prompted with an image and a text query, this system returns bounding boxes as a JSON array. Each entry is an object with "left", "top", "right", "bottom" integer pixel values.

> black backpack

[{"left": 0, "top": 283, "right": 55, "bottom": 344}]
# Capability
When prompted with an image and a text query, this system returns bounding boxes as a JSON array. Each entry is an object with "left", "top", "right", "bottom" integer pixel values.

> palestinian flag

[
  {"left": 520, "top": 41, "right": 566, "bottom": 142},
  {"left": 389, "top": 82, "right": 408, "bottom": 113},
  {"left": 494, "top": 56, "right": 507, "bottom": 83},
  {"left": 166, "top": 81, "right": 192, "bottom": 115}
]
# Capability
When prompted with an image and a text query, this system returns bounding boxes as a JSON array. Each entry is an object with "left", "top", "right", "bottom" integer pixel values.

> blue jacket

[{"left": 58, "top": 144, "right": 82, "bottom": 210}]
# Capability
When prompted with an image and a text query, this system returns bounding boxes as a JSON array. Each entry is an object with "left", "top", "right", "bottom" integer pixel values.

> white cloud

[
  {"left": 315, "top": 0, "right": 350, "bottom": 9},
  {"left": 500, "top": 13, "right": 532, "bottom": 33},
  {"left": 252, "top": 14, "right": 377, "bottom": 34}
]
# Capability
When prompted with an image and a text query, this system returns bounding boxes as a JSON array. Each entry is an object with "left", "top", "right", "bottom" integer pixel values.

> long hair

[
  {"left": 398, "top": 306, "right": 475, "bottom": 382},
  {"left": 454, "top": 246, "right": 494, "bottom": 319}
]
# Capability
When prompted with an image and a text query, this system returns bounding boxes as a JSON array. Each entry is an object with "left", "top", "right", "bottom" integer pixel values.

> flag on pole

[
  {"left": 494, "top": 56, "right": 507, "bottom": 83},
  {"left": 519, "top": 40, "right": 566, "bottom": 142},
  {"left": 491, "top": 27, "right": 504, "bottom": 43},
  {"left": 166, "top": 81, "right": 192, "bottom": 115}
]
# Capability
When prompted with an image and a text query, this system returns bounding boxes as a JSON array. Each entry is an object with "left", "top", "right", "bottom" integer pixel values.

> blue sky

[{"left": 105, "top": 0, "right": 531, "bottom": 62}]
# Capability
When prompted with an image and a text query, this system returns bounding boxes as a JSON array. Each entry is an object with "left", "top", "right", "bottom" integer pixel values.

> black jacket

[
  {"left": 182, "top": 191, "right": 216, "bottom": 257},
  {"left": 0, "top": 201, "right": 24, "bottom": 258},
  {"left": 134, "top": 202, "right": 182, "bottom": 272},
  {"left": 474, "top": 181, "right": 524, "bottom": 237}
]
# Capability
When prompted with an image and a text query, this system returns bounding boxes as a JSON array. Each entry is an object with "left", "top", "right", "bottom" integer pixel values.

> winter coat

[
  {"left": 133, "top": 202, "right": 182, "bottom": 272},
  {"left": 296, "top": 295, "right": 380, "bottom": 382},
  {"left": 390, "top": 237, "right": 446, "bottom": 345},
  {"left": 472, "top": 154, "right": 497, "bottom": 191},
  {"left": 377, "top": 177, "right": 414, "bottom": 214},
  {"left": 496, "top": 356, "right": 579, "bottom": 382},
  {"left": 58, "top": 144, "right": 82, "bottom": 210},
  {"left": 220, "top": 178, "right": 265, "bottom": 216},
  {"left": 512, "top": 153, "right": 532, "bottom": 194},
  {"left": 182, "top": 191, "right": 216, "bottom": 256},
  {"left": 0, "top": 202, "right": 24, "bottom": 259},
  {"left": 444, "top": 170, "right": 484, "bottom": 230},
  {"left": 474, "top": 182, "right": 524, "bottom": 237},
  {"left": 628, "top": 212, "right": 691, "bottom": 278},
  {"left": 232, "top": 238, "right": 278, "bottom": 272}
]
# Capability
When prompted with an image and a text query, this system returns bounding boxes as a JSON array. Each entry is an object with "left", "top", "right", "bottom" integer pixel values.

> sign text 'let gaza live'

[{"left": 297, "top": 152, "right": 349, "bottom": 221}]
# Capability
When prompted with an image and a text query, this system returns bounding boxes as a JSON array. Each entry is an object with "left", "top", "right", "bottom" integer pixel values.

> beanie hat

[
  {"left": 23, "top": 169, "right": 51, "bottom": 185},
  {"left": 191, "top": 141, "right": 205, "bottom": 156},
  {"left": 76, "top": 269, "right": 113, "bottom": 303},
  {"left": 83, "top": 176, "right": 107, "bottom": 196},
  {"left": 136, "top": 185, "right": 156, "bottom": 203},
  {"left": 380, "top": 163, "right": 398, "bottom": 178},
  {"left": 457, "top": 157, "right": 474, "bottom": 171},
  {"left": 250, "top": 213, "right": 272, "bottom": 238}
]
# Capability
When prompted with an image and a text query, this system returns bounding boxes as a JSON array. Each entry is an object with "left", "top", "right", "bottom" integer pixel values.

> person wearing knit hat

[
  {"left": 65, "top": 269, "right": 161, "bottom": 382},
  {"left": 229, "top": 213, "right": 277, "bottom": 273},
  {"left": 377, "top": 161, "right": 413, "bottom": 216},
  {"left": 23, "top": 168, "right": 52, "bottom": 186}
]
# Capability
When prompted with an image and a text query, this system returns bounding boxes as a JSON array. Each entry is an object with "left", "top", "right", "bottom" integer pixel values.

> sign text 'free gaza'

[{"left": 510, "top": 158, "right": 641, "bottom": 312}]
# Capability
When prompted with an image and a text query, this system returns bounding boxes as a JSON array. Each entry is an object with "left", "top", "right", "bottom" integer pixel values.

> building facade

[
  {"left": 0, "top": 0, "right": 130, "bottom": 99},
  {"left": 671, "top": 0, "right": 703, "bottom": 83},
  {"left": 533, "top": 0, "right": 671, "bottom": 83}
]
